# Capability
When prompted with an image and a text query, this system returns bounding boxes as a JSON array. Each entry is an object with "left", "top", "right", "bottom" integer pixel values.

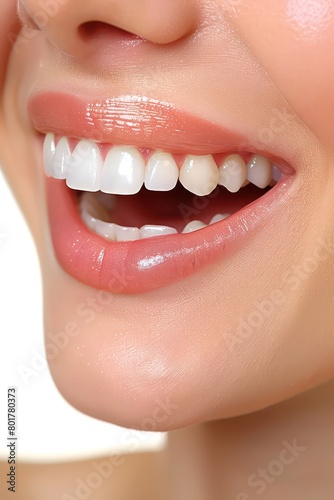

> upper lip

[{"left": 29, "top": 92, "right": 254, "bottom": 155}]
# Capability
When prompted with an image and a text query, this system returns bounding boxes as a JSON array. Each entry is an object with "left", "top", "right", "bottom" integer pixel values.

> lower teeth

[{"left": 79, "top": 192, "right": 231, "bottom": 242}]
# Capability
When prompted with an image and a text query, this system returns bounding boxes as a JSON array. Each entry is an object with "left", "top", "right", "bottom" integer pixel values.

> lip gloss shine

[{"left": 29, "top": 93, "right": 248, "bottom": 154}]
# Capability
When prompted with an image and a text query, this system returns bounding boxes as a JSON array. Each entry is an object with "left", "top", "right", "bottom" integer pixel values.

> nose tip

[{"left": 19, "top": 0, "right": 199, "bottom": 56}]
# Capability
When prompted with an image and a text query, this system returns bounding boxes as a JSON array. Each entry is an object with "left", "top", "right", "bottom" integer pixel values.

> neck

[{"left": 164, "top": 379, "right": 334, "bottom": 500}]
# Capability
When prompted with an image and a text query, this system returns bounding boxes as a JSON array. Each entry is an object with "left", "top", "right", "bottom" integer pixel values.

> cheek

[{"left": 233, "top": 0, "right": 334, "bottom": 150}]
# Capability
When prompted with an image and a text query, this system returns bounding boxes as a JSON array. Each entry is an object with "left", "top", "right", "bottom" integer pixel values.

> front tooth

[
  {"left": 210, "top": 214, "right": 230, "bottom": 224},
  {"left": 66, "top": 140, "right": 103, "bottom": 192},
  {"left": 101, "top": 146, "right": 145, "bottom": 195},
  {"left": 140, "top": 225, "right": 178, "bottom": 239},
  {"left": 182, "top": 220, "right": 207, "bottom": 233},
  {"left": 180, "top": 155, "right": 219, "bottom": 196},
  {"left": 115, "top": 224, "right": 141, "bottom": 242},
  {"left": 218, "top": 154, "right": 247, "bottom": 193},
  {"left": 53, "top": 137, "right": 71, "bottom": 179},
  {"left": 43, "top": 133, "right": 56, "bottom": 177},
  {"left": 145, "top": 152, "right": 179, "bottom": 191},
  {"left": 247, "top": 155, "right": 272, "bottom": 188}
]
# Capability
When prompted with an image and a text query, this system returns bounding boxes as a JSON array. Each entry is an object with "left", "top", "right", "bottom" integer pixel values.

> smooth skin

[{"left": 1, "top": 0, "right": 334, "bottom": 498}]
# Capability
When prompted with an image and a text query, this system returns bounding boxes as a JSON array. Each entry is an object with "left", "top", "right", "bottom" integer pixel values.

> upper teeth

[
  {"left": 179, "top": 155, "right": 219, "bottom": 196},
  {"left": 145, "top": 151, "right": 179, "bottom": 191},
  {"left": 43, "top": 133, "right": 282, "bottom": 196}
]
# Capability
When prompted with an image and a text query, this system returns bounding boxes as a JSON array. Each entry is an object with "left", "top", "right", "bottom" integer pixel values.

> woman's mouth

[{"left": 30, "top": 93, "right": 295, "bottom": 294}]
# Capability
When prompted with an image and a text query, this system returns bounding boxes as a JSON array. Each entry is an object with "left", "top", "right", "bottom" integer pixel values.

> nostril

[{"left": 79, "top": 22, "right": 145, "bottom": 45}]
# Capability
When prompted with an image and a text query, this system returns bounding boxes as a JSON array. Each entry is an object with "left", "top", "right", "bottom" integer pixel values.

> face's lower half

[{"left": 1, "top": 0, "right": 334, "bottom": 431}]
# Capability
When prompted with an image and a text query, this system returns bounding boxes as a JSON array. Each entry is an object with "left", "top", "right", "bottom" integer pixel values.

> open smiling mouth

[{"left": 30, "top": 93, "right": 295, "bottom": 294}]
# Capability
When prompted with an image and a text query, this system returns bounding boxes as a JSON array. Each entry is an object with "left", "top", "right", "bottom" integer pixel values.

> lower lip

[{"left": 46, "top": 176, "right": 294, "bottom": 294}]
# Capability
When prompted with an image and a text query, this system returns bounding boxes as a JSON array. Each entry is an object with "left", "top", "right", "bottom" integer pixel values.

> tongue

[{"left": 90, "top": 184, "right": 270, "bottom": 233}]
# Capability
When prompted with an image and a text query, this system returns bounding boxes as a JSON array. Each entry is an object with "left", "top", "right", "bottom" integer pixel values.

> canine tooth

[
  {"left": 210, "top": 214, "right": 229, "bottom": 224},
  {"left": 66, "top": 140, "right": 103, "bottom": 192},
  {"left": 81, "top": 211, "right": 97, "bottom": 232},
  {"left": 101, "top": 146, "right": 145, "bottom": 195},
  {"left": 247, "top": 155, "right": 272, "bottom": 188},
  {"left": 43, "top": 133, "right": 56, "bottom": 177},
  {"left": 140, "top": 225, "right": 178, "bottom": 239},
  {"left": 180, "top": 155, "right": 219, "bottom": 196},
  {"left": 53, "top": 137, "right": 71, "bottom": 179},
  {"left": 145, "top": 152, "right": 179, "bottom": 191},
  {"left": 81, "top": 206, "right": 116, "bottom": 240},
  {"left": 115, "top": 224, "right": 141, "bottom": 242},
  {"left": 182, "top": 220, "right": 207, "bottom": 233},
  {"left": 218, "top": 154, "right": 247, "bottom": 193},
  {"left": 94, "top": 220, "right": 116, "bottom": 241}
]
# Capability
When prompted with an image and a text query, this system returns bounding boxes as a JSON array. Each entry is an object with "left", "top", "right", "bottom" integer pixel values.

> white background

[{"left": 0, "top": 169, "right": 164, "bottom": 462}]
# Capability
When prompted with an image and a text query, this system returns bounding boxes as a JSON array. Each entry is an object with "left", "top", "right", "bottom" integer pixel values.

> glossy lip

[
  {"left": 30, "top": 92, "right": 264, "bottom": 155},
  {"left": 30, "top": 92, "right": 295, "bottom": 294}
]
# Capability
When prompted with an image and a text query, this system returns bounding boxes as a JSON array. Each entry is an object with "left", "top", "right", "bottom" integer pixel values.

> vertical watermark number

[{"left": 6, "top": 387, "right": 17, "bottom": 493}]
